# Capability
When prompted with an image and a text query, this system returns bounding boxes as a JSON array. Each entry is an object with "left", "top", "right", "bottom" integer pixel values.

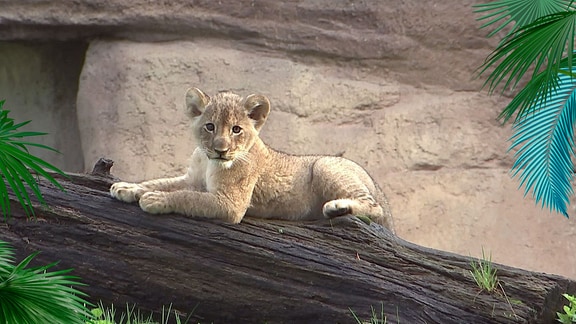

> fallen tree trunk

[{"left": 1, "top": 163, "right": 575, "bottom": 323}]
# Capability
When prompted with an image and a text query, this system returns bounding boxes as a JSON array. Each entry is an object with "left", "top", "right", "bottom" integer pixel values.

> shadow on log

[{"left": 1, "top": 161, "right": 576, "bottom": 323}]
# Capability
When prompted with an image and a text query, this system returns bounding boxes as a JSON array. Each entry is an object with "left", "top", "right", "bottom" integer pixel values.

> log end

[{"left": 90, "top": 158, "right": 115, "bottom": 177}]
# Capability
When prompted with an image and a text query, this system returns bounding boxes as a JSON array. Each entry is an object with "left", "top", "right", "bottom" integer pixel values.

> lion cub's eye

[
  {"left": 205, "top": 123, "right": 215, "bottom": 132},
  {"left": 232, "top": 125, "right": 242, "bottom": 134}
]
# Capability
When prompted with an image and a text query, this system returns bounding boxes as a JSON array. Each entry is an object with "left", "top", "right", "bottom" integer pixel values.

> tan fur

[{"left": 110, "top": 88, "right": 395, "bottom": 233}]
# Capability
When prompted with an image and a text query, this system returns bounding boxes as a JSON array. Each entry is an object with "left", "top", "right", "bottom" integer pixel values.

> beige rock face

[
  {"left": 3, "top": 0, "right": 576, "bottom": 280},
  {"left": 77, "top": 40, "right": 402, "bottom": 180}
]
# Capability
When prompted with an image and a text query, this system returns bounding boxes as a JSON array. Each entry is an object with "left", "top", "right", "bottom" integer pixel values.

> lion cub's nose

[
  {"left": 215, "top": 148, "right": 229, "bottom": 155},
  {"left": 213, "top": 137, "right": 230, "bottom": 156}
]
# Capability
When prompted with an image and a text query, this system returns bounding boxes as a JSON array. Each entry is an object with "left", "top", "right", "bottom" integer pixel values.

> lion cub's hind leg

[
  {"left": 322, "top": 197, "right": 385, "bottom": 223},
  {"left": 314, "top": 157, "right": 394, "bottom": 233},
  {"left": 323, "top": 199, "right": 359, "bottom": 217}
]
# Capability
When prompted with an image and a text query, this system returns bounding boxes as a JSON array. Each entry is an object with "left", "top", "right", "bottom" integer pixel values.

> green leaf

[
  {"left": 474, "top": 0, "right": 574, "bottom": 38},
  {"left": 478, "top": 10, "right": 576, "bottom": 122},
  {"left": 0, "top": 240, "right": 93, "bottom": 324},
  {"left": 0, "top": 150, "right": 37, "bottom": 216},
  {"left": 509, "top": 68, "right": 576, "bottom": 217},
  {"left": 0, "top": 101, "right": 67, "bottom": 220},
  {"left": 0, "top": 241, "right": 15, "bottom": 277}
]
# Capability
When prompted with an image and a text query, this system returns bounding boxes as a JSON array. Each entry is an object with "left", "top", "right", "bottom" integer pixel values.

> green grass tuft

[
  {"left": 86, "top": 302, "right": 196, "bottom": 324},
  {"left": 469, "top": 248, "right": 498, "bottom": 292},
  {"left": 349, "top": 302, "right": 396, "bottom": 324}
]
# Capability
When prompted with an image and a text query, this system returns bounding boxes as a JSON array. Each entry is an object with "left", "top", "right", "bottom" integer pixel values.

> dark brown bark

[{"left": 1, "top": 168, "right": 575, "bottom": 324}]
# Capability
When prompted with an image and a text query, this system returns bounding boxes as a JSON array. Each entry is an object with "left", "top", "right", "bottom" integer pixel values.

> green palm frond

[
  {"left": 0, "top": 241, "right": 14, "bottom": 277},
  {"left": 0, "top": 100, "right": 66, "bottom": 219},
  {"left": 509, "top": 69, "right": 576, "bottom": 217},
  {"left": 0, "top": 240, "right": 92, "bottom": 323},
  {"left": 478, "top": 10, "right": 576, "bottom": 122},
  {"left": 474, "top": 0, "right": 574, "bottom": 38}
]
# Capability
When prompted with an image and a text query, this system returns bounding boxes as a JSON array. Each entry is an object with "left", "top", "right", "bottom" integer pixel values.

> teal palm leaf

[
  {"left": 474, "top": 0, "right": 574, "bottom": 38},
  {"left": 510, "top": 69, "right": 576, "bottom": 217}
]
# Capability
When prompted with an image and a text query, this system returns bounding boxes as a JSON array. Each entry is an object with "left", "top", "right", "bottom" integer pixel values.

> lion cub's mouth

[
  {"left": 209, "top": 155, "right": 235, "bottom": 169},
  {"left": 209, "top": 153, "right": 233, "bottom": 162},
  {"left": 204, "top": 149, "right": 235, "bottom": 166}
]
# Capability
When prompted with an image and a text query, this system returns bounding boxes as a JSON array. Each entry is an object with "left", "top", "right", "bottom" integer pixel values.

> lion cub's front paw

[
  {"left": 110, "top": 182, "right": 146, "bottom": 203},
  {"left": 323, "top": 199, "right": 354, "bottom": 218},
  {"left": 139, "top": 191, "right": 172, "bottom": 214}
]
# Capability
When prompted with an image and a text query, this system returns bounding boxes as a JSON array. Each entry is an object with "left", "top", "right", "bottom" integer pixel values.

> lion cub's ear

[
  {"left": 244, "top": 94, "right": 270, "bottom": 131},
  {"left": 185, "top": 87, "right": 210, "bottom": 118}
]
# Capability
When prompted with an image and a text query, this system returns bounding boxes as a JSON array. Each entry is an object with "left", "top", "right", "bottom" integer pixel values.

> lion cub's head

[{"left": 185, "top": 88, "right": 270, "bottom": 168}]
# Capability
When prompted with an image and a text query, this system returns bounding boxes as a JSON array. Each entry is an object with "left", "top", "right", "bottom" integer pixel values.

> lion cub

[{"left": 110, "top": 88, "right": 395, "bottom": 233}]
